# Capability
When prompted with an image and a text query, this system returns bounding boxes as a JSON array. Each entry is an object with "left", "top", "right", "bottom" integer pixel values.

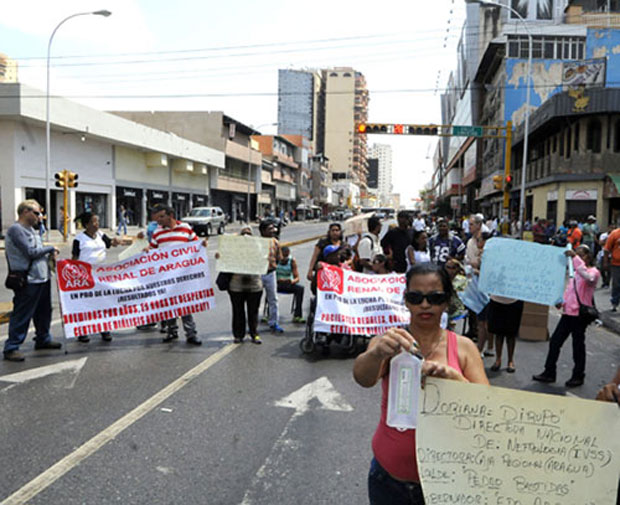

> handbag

[
  {"left": 573, "top": 278, "right": 599, "bottom": 325},
  {"left": 4, "top": 256, "right": 32, "bottom": 292},
  {"left": 215, "top": 272, "right": 232, "bottom": 291}
]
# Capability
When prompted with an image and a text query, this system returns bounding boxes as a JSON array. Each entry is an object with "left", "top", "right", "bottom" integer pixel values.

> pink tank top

[{"left": 371, "top": 330, "right": 463, "bottom": 483}]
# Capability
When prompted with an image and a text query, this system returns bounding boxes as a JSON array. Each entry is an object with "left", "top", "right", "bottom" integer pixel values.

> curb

[{"left": 599, "top": 312, "right": 620, "bottom": 335}]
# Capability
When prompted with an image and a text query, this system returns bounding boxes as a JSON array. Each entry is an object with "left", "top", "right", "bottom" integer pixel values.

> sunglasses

[
  {"left": 404, "top": 291, "right": 448, "bottom": 305},
  {"left": 30, "top": 209, "right": 41, "bottom": 216}
]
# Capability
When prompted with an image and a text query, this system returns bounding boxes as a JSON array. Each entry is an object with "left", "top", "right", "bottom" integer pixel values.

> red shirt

[
  {"left": 605, "top": 228, "right": 620, "bottom": 266},
  {"left": 567, "top": 227, "right": 582, "bottom": 247}
]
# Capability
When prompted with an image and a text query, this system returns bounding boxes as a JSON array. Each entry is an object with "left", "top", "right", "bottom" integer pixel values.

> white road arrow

[
  {"left": 240, "top": 377, "right": 353, "bottom": 505},
  {"left": 0, "top": 357, "right": 87, "bottom": 391}
]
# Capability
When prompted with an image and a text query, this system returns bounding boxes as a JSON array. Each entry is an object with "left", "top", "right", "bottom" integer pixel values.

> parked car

[{"left": 182, "top": 206, "right": 226, "bottom": 236}]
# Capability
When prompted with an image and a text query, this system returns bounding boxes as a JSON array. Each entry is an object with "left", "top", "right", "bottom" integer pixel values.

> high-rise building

[
  {"left": 0, "top": 54, "right": 18, "bottom": 83},
  {"left": 369, "top": 143, "right": 393, "bottom": 205}
]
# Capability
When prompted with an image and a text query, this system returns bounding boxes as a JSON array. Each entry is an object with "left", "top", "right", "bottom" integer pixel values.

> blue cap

[{"left": 323, "top": 244, "right": 340, "bottom": 257}]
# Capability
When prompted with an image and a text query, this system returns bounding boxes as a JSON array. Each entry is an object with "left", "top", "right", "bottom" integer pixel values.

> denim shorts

[{"left": 368, "top": 458, "right": 425, "bottom": 505}]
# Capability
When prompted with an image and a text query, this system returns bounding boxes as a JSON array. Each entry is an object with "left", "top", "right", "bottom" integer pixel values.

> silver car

[{"left": 182, "top": 206, "right": 226, "bottom": 236}]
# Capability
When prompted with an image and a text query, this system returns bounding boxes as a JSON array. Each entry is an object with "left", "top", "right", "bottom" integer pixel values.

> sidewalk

[{"left": 594, "top": 284, "right": 620, "bottom": 335}]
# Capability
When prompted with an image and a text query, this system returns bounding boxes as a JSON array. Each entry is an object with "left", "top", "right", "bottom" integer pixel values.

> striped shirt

[{"left": 150, "top": 220, "right": 197, "bottom": 248}]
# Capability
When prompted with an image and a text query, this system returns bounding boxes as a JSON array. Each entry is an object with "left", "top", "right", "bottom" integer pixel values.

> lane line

[{"left": 0, "top": 342, "right": 239, "bottom": 505}]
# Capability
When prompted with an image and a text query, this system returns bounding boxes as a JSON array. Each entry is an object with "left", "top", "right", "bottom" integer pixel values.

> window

[
  {"left": 511, "top": 0, "right": 553, "bottom": 20},
  {"left": 614, "top": 120, "right": 620, "bottom": 153},
  {"left": 574, "top": 123, "right": 579, "bottom": 152},
  {"left": 587, "top": 119, "right": 602, "bottom": 153},
  {"left": 511, "top": 0, "right": 528, "bottom": 19},
  {"left": 566, "top": 128, "right": 571, "bottom": 159},
  {"left": 506, "top": 35, "right": 584, "bottom": 61},
  {"left": 559, "top": 130, "right": 564, "bottom": 156}
]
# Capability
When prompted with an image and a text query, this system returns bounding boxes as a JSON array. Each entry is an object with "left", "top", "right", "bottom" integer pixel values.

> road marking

[
  {"left": 0, "top": 357, "right": 87, "bottom": 390},
  {"left": 0, "top": 343, "right": 238, "bottom": 505},
  {"left": 240, "top": 377, "right": 353, "bottom": 505}
]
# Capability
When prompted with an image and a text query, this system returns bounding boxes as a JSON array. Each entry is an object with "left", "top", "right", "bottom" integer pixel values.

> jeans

[
  {"left": 229, "top": 291, "right": 262, "bottom": 339},
  {"left": 368, "top": 458, "right": 425, "bottom": 505},
  {"left": 277, "top": 282, "right": 304, "bottom": 318},
  {"left": 611, "top": 265, "right": 620, "bottom": 306},
  {"left": 117, "top": 219, "right": 127, "bottom": 235},
  {"left": 4, "top": 281, "right": 53, "bottom": 353},
  {"left": 165, "top": 314, "right": 197, "bottom": 338},
  {"left": 543, "top": 314, "right": 588, "bottom": 380},
  {"left": 261, "top": 271, "right": 279, "bottom": 326}
]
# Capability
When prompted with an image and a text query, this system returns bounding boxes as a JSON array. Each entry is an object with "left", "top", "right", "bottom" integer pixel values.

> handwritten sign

[
  {"left": 418, "top": 379, "right": 620, "bottom": 505},
  {"left": 479, "top": 238, "right": 566, "bottom": 306},
  {"left": 343, "top": 212, "right": 374, "bottom": 236},
  {"left": 215, "top": 235, "right": 271, "bottom": 275}
]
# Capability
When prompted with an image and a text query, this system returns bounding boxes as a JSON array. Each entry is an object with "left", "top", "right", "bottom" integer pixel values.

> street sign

[{"left": 452, "top": 125, "right": 483, "bottom": 137}]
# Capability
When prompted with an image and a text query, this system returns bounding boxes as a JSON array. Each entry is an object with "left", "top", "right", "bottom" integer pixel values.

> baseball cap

[{"left": 323, "top": 244, "right": 340, "bottom": 257}]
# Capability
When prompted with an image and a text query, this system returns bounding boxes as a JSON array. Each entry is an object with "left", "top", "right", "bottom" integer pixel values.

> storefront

[
  {"left": 172, "top": 192, "right": 190, "bottom": 219},
  {"left": 192, "top": 194, "right": 208, "bottom": 208},
  {"left": 76, "top": 192, "right": 108, "bottom": 228},
  {"left": 116, "top": 186, "right": 143, "bottom": 226},
  {"left": 147, "top": 190, "right": 169, "bottom": 211}
]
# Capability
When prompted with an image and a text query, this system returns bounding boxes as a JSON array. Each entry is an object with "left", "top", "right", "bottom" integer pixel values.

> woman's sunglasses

[{"left": 404, "top": 291, "right": 448, "bottom": 305}]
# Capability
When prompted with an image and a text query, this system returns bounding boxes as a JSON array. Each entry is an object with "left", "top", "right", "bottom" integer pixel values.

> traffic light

[
  {"left": 54, "top": 171, "right": 66, "bottom": 188},
  {"left": 355, "top": 123, "right": 439, "bottom": 135},
  {"left": 504, "top": 174, "right": 513, "bottom": 192},
  {"left": 66, "top": 171, "right": 79, "bottom": 188},
  {"left": 493, "top": 175, "right": 503, "bottom": 191}
]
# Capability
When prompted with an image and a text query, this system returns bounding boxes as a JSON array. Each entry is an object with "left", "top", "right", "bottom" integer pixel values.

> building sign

[
  {"left": 547, "top": 190, "right": 558, "bottom": 201},
  {"left": 123, "top": 189, "right": 137, "bottom": 197},
  {"left": 450, "top": 196, "right": 461, "bottom": 210},
  {"left": 566, "top": 189, "right": 597, "bottom": 201},
  {"left": 463, "top": 141, "right": 477, "bottom": 186},
  {"left": 562, "top": 58, "right": 606, "bottom": 90}
]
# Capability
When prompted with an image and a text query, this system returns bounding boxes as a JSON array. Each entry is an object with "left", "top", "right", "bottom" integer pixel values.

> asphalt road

[{"left": 0, "top": 222, "right": 618, "bottom": 504}]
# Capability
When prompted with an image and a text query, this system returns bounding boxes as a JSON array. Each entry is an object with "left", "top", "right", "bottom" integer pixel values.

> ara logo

[
  {"left": 58, "top": 260, "right": 95, "bottom": 291},
  {"left": 317, "top": 264, "right": 344, "bottom": 295}
]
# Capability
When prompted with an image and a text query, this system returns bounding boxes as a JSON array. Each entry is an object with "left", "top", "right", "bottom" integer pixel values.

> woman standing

[
  {"left": 306, "top": 223, "right": 343, "bottom": 281},
  {"left": 405, "top": 230, "right": 431, "bottom": 272},
  {"left": 533, "top": 245, "right": 600, "bottom": 387},
  {"left": 228, "top": 227, "right": 263, "bottom": 344},
  {"left": 72, "top": 212, "right": 120, "bottom": 342},
  {"left": 487, "top": 296, "right": 524, "bottom": 373},
  {"left": 354, "top": 263, "right": 488, "bottom": 504}
]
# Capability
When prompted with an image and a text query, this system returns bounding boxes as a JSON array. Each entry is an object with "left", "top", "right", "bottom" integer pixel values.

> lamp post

[
  {"left": 247, "top": 122, "right": 278, "bottom": 223},
  {"left": 467, "top": 0, "right": 532, "bottom": 236},
  {"left": 45, "top": 9, "right": 111, "bottom": 241}
]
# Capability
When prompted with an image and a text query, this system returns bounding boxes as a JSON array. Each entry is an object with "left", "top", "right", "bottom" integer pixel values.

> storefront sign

[
  {"left": 562, "top": 58, "right": 606, "bottom": 90},
  {"left": 450, "top": 196, "right": 461, "bottom": 210},
  {"left": 56, "top": 243, "right": 214, "bottom": 338},
  {"left": 123, "top": 189, "right": 137, "bottom": 197},
  {"left": 314, "top": 265, "right": 409, "bottom": 335},
  {"left": 547, "top": 190, "right": 558, "bottom": 201},
  {"left": 565, "top": 189, "right": 597, "bottom": 201},
  {"left": 152, "top": 192, "right": 164, "bottom": 199},
  {"left": 175, "top": 194, "right": 186, "bottom": 201}
]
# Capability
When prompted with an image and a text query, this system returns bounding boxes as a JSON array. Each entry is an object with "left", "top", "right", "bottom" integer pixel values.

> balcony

[
  {"left": 226, "top": 140, "right": 262, "bottom": 165},
  {"left": 213, "top": 174, "right": 257, "bottom": 194}
]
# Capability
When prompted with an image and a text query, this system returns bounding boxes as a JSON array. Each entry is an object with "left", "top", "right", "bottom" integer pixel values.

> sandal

[
  {"left": 490, "top": 362, "right": 501, "bottom": 372},
  {"left": 507, "top": 364, "right": 516, "bottom": 373}
]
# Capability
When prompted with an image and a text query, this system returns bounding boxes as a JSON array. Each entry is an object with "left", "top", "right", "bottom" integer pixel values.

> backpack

[{"left": 353, "top": 233, "right": 375, "bottom": 273}]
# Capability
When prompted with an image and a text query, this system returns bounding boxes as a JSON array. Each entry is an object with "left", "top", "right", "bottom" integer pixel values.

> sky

[{"left": 1, "top": 0, "right": 466, "bottom": 206}]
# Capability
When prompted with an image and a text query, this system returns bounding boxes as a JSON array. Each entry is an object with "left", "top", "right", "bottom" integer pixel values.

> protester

[
  {"left": 532, "top": 217, "right": 548, "bottom": 244},
  {"left": 533, "top": 246, "right": 600, "bottom": 387},
  {"left": 567, "top": 220, "right": 582, "bottom": 248},
  {"left": 148, "top": 205, "right": 205, "bottom": 345},
  {"left": 428, "top": 218, "right": 465, "bottom": 267},
  {"left": 276, "top": 246, "right": 305, "bottom": 324},
  {"left": 116, "top": 204, "right": 128, "bottom": 236},
  {"left": 371, "top": 254, "right": 390, "bottom": 275},
  {"left": 72, "top": 212, "right": 121, "bottom": 342},
  {"left": 3, "top": 200, "right": 61, "bottom": 362},
  {"left": 380, "top": 211, "right": 413, "bottom": 273},
  {"left": 405, "top": 230, "right": 431, "bottom": 272},
  {"left": 581, "top": 215, "right": 599, "bottom": 251},
  {"left": 357, "top": 216, "right": 383, "bottom": 273},
  {"left": 259, "top": 219, "right": 283, "bottom": 333},
  {"left": 306, "top": 223, "right": 343, "bottom": 281},
  {"left": 604, "top": 225, "right": 620, "bottom": 311},
  {"left": 353, "top": 262, "right": 488, "bottom": 505},
  {"left": 487, "top": 296, "right": 524, "bottom": 373},
  {"left": 227, "top": 227, "right": 263, "bottom": 344}
]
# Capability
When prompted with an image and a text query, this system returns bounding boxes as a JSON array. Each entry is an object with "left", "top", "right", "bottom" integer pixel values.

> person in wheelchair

[{"left": 276, "top": 246, "right": 305, "bottom": 324}]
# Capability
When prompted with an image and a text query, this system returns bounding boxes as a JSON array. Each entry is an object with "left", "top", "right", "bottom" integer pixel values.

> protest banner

[
  {"left": 56, "top": 242, "right": 215, "bottom": 338},
  {"left": 313, "top": 264, "right": 409, "bottom": 335},
  {"left": 417, "top": 378, "right": 620, "bottom": 505},
  {"left": 215, "top": 235, "right": 271, "bottom": 275},
  {"left": 479, "top": 238, "right": 566, "bottom": 306}
]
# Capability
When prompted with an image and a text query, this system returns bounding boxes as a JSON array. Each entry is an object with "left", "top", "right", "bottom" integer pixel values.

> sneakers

[
  {"left": 293, "top": 317, "right": 306, "bottom": 324},
  {"left": 163, "top": 332, "right": 179, "bottom": 343},
  {"left": 532, "top": 372, "right": 556, "bottom": 383},
  {"left": 3, "top": 350, "right": 25, "bottom": 362},
  {"left": 565, "top": 377, "right": 584, "bottom": 388},
  {"left": 612, "top": 304, "right": 618, "bottom": 313},
  {"left": 101, "top": 332, "right": 112, "bottom": 342},
  {"left": 34, "top": 340, "right": 62, "bottom": 350},
  {"left": 270, "top": 323, "right": 284, "bottom": 333},
  {"left": 250, "top": 334, "right": 262, "bottom": 345},
  {"left": 77, "top": 336, "right": 91, "bottom": 343},
  {"left": 261, "top": 316, "right": 268, "bottom": 324},
  {"left": 186, "top": 336, "right": 202, "bottom": 346}
]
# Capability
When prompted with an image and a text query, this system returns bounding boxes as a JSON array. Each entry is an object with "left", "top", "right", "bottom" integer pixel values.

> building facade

[{"left": 369, "top": 143, "right": 393, "bottom": 206}]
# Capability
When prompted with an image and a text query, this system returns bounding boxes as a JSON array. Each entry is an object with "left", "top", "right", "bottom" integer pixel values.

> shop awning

[{"left": 609, "top": 174, "right": 620, "bottom": 194}]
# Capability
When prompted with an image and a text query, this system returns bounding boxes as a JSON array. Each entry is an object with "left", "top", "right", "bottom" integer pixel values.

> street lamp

[
  {"left": 248, "top": 122, "right": 278, "bottom": 223},
  {"left": 467, "top": 0, "right": 532, "bottom": 236},
  {"left": 45, "top": 9, "right": 112, "bottom": 241}
]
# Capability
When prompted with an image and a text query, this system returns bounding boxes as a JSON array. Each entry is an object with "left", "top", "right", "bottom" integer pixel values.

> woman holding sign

[
  {"left": 353, "top": 263, "right": 488, "bottom": 505},
  {"left": 72, "top": 212, "right": 121, "bottom": 342}
]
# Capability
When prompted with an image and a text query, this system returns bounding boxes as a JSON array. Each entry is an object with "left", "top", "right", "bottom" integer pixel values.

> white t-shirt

[
  {"left": 357, "top": 233, "right": 383, "bottom": 273},
  {"left": 413, "top": 218, "right": 426, "bottom": 232},
  {"left": 405, "top": 246, "right": 431, "bottom": 272},
  {"left": 462, "top": 219, "right": 470, "bottom": 234},
  {"left": 73, "top": 231, "right": 110, "bottom": 264}
]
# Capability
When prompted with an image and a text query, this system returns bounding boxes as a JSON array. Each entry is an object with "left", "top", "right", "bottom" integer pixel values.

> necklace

[{"left": 413, "top": 330, "right": 445, "bottom": 360}]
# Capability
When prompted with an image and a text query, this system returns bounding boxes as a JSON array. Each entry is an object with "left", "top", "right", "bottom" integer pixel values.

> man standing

[
  {"left": 567, "top": 220, "right": 582, "bottom": 248},
  {"left": 260, "top": 219, "right": 283, "bottom": 333},
  {"left": 116, "top": 204, "right": 127, "bottom": 236},
  {"left": 149, "top": 206, "right": 205, "bottom": 345},
  {"left": 428, "top": 218, "right": 465, "bottom": 267},
  {"left": 604, "top": 225, "right": 620, "bottom": 311},
  {"left": 357, "top": 216, "right": 383, "bottom": 274},
  {"left": 581, "top": 215, "right": 599, "bottom": 251},
  {"left": 412, "top": 212, "right": 426, "bottom": 233},
  {"left": 4, "top": 200, "right": 61, "bottom": 361},
  {"left": 380, "top": 211, "right": 413, "bottom": 273}
]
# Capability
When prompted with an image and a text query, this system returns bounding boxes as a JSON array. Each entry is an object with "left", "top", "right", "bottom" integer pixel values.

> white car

[{"left": 182, "top": 206, "right": 226, "bottom": 236}]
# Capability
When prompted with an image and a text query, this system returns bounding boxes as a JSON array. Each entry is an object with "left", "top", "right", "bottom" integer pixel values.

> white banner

[
  {"left": 56, "top": 243, "right": 215, "bottom": 338},
  {"left": 313, "top": 264, "right": 409, "bottom": 335}
]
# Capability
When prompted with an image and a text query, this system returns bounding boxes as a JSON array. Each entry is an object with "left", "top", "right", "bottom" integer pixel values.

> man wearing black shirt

[{"left": 380, "top": 211, "right": 413, "bottom": 273}]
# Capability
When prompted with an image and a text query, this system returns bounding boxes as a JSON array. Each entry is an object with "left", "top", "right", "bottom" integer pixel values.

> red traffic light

[
  {"left": 505, "top": 175, "right": 512, "bottom": 183},
  {"left": 357, "top": 124, "right": 367, "bottom": 133}
]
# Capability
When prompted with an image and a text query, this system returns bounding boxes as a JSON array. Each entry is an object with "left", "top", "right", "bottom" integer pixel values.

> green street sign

[{"left": 452, "top": 125, "right": 483, "bottom": 137}]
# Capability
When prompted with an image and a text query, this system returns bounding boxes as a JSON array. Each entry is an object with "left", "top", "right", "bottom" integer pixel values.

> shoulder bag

[
  {"left": 5, "top": 255, "right": 32, "bottom": 292},
  {"left": 573, "top": 277, "right": 599, "bottom": 325}
]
